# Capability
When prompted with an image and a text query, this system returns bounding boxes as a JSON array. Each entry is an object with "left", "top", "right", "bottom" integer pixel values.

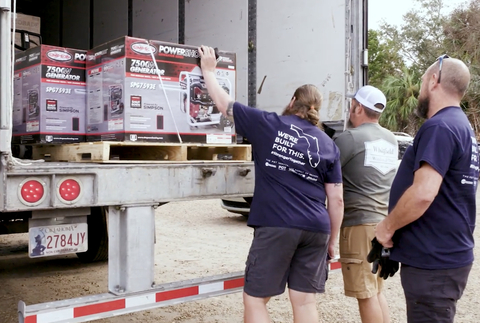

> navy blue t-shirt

[
  {"left": 389, "top": 107, "right": 479, "bottom": 269},
  {"left": 233, "top": 102, "right": 342, "bottom": 233}
]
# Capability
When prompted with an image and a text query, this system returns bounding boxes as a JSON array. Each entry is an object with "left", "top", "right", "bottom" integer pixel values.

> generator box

[
  {"left": 86, "top": 36, "right": 236, "bottom": 143},
  {"left": 12, "top": 45, "right": 87, "bottom": 144}
]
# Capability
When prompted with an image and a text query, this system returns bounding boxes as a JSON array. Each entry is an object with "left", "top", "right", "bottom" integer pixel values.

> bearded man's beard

[
  {"left": 346, "top": 104, "right": 357, "bottom": 128},
  {"left": 415, "top": 95, "right": 430, "bottom": 119}
]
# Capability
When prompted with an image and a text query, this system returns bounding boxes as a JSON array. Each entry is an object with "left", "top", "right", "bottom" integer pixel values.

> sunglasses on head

[{"left": 436, "top": 54, "right": 450, "bottom": 83}]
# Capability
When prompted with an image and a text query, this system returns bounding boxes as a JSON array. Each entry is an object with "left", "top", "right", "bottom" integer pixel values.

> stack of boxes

[
  {"left": 12, "top": 45, "right": 87, "bottom": 144},
  {"left": 13, "top": 34, "right": 237, "bottom": 144}
]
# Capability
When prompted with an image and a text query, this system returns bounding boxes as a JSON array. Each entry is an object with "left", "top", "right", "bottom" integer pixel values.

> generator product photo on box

[
  {"left": 12, "top": 45, "right": 87, "bottom": 144},
  {"left": 86, "top": 36, "right": 236, "bottom": 143}
]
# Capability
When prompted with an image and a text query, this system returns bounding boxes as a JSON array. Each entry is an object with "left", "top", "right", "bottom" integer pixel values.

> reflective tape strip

[
  {"left": 74, "top": 299, "right": 125, "bottom": 318},
  {"left": 125, "top": 294, "right": 156, "bottom": 308},
  {"left": 24, "top": 315, "right": 37, "bottom": 323},
  {"left": 156, "top": 286, "right": 198, "bottom": 302},
  {"left": 224, "top": 277, "right": 244, "bottom": 290},
  {"left": 199, "top": 281, "right": 224, "bottom": 294},
  {"left": 329, "top": 260, "right": 342, "bottom": 271},
  {"left": 37, "top": 309, "right": 73, "bottom": 323}
]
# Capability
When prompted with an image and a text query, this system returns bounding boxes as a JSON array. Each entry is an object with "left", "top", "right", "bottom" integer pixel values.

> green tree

[
  {"left": 368, "top": 0, "right": 442, "bottom": 134},
  {"left": 368, "top": 30, "right": 405, "bottom": 87},
  {"left": 443, "top": 0, "right": 480, "bottom": 134},
  {"left": 379, "top": 67, "right": 421, "bottom": 134},
  {"left": 369, "top": 0, "right": 480, "bottom": 136},
  {"left": 378, "top": 0, "right": 447, "bottom": 74},
  {"left": 400, "top": 0, "right": 447, "bottom": 73}
]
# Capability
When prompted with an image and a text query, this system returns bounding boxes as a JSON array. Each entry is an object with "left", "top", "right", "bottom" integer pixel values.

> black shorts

[
  {"left": 244, "top": 226, "right": 330, "bottom": 298},
  {"left": 401, "top": 263, "right": 472, "bottom": 323}
]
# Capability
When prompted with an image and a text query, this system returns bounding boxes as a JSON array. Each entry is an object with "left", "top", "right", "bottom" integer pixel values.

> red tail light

[
  {"left": 57, "top": 178, "right": 82, "bottom": 204},
  {"left": 19, "top": 179, "right": 46, "bottom": 206}
]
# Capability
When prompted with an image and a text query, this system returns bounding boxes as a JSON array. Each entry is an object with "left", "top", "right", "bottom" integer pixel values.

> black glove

[
  {"left": 378, "top": 257, "right": 399, "bottom": 280},
  {"left": 367, "top": 237, "right": 384, "bottom": 264},
  {"left": 367, "top": 237, "right": 383, "bottom": 276},
  {"left": 367, "top": 238, "right": 399, "bottom": 280}
]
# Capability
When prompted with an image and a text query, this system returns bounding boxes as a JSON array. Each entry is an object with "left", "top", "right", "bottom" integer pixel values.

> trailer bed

[{"left": 1, "top": 156, "right": 255, "bottom": 212}]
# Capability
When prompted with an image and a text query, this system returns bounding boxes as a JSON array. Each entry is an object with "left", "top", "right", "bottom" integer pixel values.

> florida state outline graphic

[{"left": 290, "top": 124, "right": 320, "bottom": 168}]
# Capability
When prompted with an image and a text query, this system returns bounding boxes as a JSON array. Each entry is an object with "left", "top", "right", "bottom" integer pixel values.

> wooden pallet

[{"left": 32, "top": 141, "right": 252, "bottom": 163}]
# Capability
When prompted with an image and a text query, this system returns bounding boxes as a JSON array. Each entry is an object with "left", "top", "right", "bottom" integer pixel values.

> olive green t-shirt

[{"left": 334, "top": 123, "right": 398, "bottom": 227}]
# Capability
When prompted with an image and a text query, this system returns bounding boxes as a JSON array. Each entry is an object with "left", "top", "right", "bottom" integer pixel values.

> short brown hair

[
  {"left": 352, "top": 99, "right": 382, "bottom": 119},
  {"left": 363, "top": 103, "right": 383, "bottom": 119}
]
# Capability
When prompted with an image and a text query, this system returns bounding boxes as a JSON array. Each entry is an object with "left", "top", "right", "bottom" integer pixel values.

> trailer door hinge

[{"left": 362, "top": 49, "right": 369, "bottom": 67}]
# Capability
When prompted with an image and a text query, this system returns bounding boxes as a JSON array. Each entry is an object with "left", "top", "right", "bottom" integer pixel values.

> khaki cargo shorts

[{"left": 339, "top": 224, "right": 384, "bottom": 299}]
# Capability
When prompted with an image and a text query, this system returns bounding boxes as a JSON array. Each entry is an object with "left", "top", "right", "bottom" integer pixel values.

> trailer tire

[{"left": 76, "top": 207, "right": 108, "bottom": 262}]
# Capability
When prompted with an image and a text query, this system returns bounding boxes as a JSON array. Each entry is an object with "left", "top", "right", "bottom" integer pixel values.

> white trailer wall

[
  {"left": 256, "top": 0, "right": 347, "bottom": 121},
  {"left": 132, "top": 0, "right": 179, "bottom": 43},
  {"left": 184, "top": 0, "right": 249, "bottom": 103}
]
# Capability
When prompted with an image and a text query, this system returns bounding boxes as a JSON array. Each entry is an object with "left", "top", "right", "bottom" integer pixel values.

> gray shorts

[
  {"left": 401, "top": 263, "right": 472, "bottom": 323},
  {"left": 244, "top": 226, "right": 330, "bottom": 298}
]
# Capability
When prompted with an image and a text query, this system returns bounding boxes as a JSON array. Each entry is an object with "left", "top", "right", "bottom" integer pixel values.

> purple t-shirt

[
  {"left": 233, "top": 102, "right": 342, "bottom": 233},
  {"left": 389, "top": 107, "right": 479, "bottom": 269}
]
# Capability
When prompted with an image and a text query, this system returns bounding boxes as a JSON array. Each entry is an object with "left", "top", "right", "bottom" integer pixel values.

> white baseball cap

[{"left": 350, "top": 85, "right": 387, "bottom": 113}]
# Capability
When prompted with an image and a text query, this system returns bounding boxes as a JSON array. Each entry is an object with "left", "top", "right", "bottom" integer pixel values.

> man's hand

[
  {"left": 198, "top": 46, "right": 217, "bottom": 74},
  {"left": 375, "top": 219, "right": 394, "bottom": 248},
  {"left": 367, "top": 238, "right": 399, "bottom": 280},
  {"left": 327, "top": 241, "right": 335, "bottom": 260}
]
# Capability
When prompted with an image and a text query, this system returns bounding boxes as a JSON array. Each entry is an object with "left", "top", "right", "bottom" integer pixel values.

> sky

[{"left": 368, "top": 0, "right": 468, "bottom": 30}]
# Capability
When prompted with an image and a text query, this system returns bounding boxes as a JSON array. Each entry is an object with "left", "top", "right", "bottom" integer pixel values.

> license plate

[{"left": 28, "top": 223, "right": 88, "bottom": 258}]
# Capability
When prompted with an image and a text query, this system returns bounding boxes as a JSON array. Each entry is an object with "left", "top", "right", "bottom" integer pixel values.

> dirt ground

[{"left": 1, "top": 194, "right": 479, "bottom": 323}]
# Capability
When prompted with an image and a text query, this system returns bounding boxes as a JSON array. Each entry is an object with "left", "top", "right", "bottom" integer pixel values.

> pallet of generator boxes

[
  {"left": 12, "top": 45, "right": 87, "bottom": 144},
  {"left": 86, "top": 36, "right": 237, "bottom": 144}
]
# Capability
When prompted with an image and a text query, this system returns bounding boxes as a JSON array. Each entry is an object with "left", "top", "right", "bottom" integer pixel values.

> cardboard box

[
  {"left": 12, "top": 13, "right": 41, "bottom": 50},
  {"left": 86, "top": 36, "right": 236, "bottom": 143},
  {"left": 12, "top": 45, "right": 87, "bottom": 144}
]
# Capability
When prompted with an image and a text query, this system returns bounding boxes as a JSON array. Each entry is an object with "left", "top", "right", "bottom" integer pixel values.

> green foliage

[
  {"left": 400, "top": 0, "right": 447, "bottom": 73},
  {"left": 443, "top": 0, "right": 480, "bottom": 135},
  {"left": 379, "top": 67, "right": 421, "bottom": 133},
  {"left": 367, "top": 30, "right": 405, "bottom": 87},
  {"left": 369, "top": 0, "right": 480, "bottom": 135}
]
